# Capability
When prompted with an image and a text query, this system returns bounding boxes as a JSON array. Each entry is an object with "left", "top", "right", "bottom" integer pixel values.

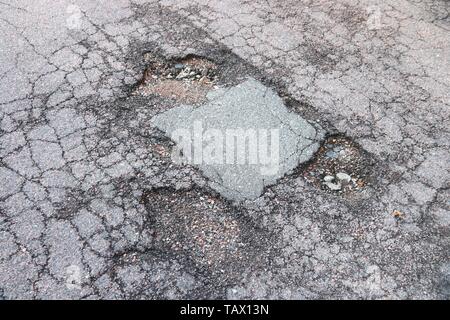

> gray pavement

[
  {"left": 0, "top": 0, "right": 449, "bottom": 299},
  {"left": 152, "top": 78, "right": 324, "bottom": 201}
]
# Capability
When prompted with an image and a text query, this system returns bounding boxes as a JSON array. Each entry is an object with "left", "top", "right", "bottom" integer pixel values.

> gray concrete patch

[{"left": 152, "top": 78, "right": 324, "bottom": 201}]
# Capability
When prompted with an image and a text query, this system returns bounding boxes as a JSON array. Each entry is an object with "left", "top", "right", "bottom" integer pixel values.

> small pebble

[
  {"left": 324, "top": 182, "right": 342, "bottom": 191},
  {"left": 325, "top": 150, "right": 338, "bottom": 158},
  {"left": 336, "top": 172, "right": 351, "bottom": 183}
]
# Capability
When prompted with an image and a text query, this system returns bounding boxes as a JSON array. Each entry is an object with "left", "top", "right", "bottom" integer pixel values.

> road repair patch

[{"left": 151, "top": 78, "right": 325, "bottom": 201}]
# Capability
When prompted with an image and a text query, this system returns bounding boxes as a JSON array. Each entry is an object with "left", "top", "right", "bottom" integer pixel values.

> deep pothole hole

[
  {"left": 300, "top": 135, "right": 377, "bottom": 194},
  {"left": 140, "top": 186, "right": 273, "bottom": 279},
  {"left": 133, "top": 53, "right": 217, "bottom": 104},
  {"left": 128, "top": 44, "right": 266, "bottom": 105}
]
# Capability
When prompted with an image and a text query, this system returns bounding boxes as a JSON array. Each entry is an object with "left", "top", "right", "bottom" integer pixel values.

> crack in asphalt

[{"left": 0, "top": 0, "right": 448, "bottom": 299}]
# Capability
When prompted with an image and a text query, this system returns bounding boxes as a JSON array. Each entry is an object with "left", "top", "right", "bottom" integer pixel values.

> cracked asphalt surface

[{"left": 0, "top": 0, "right": 449, "bottom": 299}]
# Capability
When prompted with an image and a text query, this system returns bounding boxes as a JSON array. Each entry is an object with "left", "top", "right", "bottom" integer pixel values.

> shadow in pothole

[{"left": 141, "top": 186, "right": 274, "bottom": 285}]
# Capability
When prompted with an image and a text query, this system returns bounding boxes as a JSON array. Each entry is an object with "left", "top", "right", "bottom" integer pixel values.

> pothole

[
  {"left": 141, "top": 187, "right": 271, "bottom": 280},
  {"left": 302, "top": 135, "right": 376, "bottom": 194},
  {"left": 133, "top": 53, "right": 218, "bottom": 104},
  {"left": 127, "top": 44, "right": 378, "bottom": 200}
]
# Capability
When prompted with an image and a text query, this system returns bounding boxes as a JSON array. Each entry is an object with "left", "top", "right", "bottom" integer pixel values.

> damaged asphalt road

[{"left": 0, "top": 0, "right": 449, "bottom": 299}]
